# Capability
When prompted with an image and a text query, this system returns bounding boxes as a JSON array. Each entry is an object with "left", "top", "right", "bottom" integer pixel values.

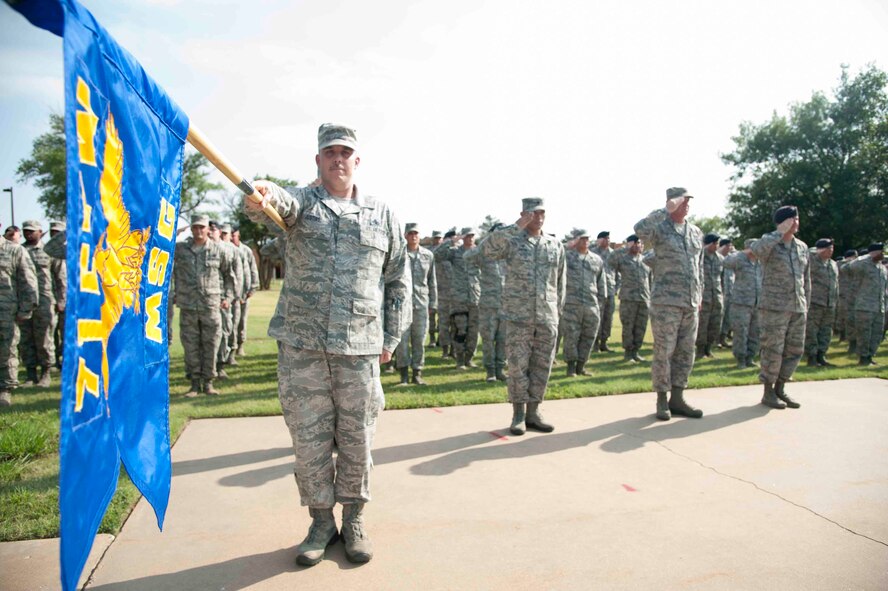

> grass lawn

[{"left": 1, "top": 282, "right": 885, "bottom": 541}]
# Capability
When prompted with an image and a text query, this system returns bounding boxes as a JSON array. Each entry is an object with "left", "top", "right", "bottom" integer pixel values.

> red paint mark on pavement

[
  {"left": 488, "top": 431, "right": 509, "bottom": 441},
  {"left": 622, "top": 484, "right": 637, "bottom": 492},
  {"left": 431, "top": 408, "right": 443, "bottom": 414}
]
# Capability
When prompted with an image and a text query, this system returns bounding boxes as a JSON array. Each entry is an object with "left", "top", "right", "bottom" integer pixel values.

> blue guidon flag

[{"left": 8, "top": 1, "right": 186, "bottom": 589}]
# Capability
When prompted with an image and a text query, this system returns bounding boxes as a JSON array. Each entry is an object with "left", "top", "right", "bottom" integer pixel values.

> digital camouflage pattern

[
  {"left": 609, "top": 250, "right": 652, "bottom": 356},
  {"left": 649, "top": 304, "right": 698, "bottom": 391},
  {"left": 562, "top": 249, "right": 606, "bottom": 363},
  {"left": 723, "top": 251, "right": 762, "bottom": 362},
  {"left": 696, "top": 250, "right": 724, "bottom": 349},
  {"left": 434, "top": 244, "right": 481, "bottom": 362},
  {"left": 846, "top": 256, "right": 887, "bottom": 358},
  {"left": 465, "top": 248, "right": 507, "bottom": 370},
  {"left": 216, "top": 239, "right": 243, "bottom": 364},
  {"left": 396, "top": 246, "right": 436, "bottom": 369},
  {"left": 0, "top": 236, "right": 38, "bottom": 391},
  {"left": 18, "top": 241, "right": 56, "bottom": 370},
  {"left": 233, "top": 240, "right": 260, "bottom": 353},
  {"left": 431, "top": 241, "right": 454, "bottom": 349},
  {"left": 590, "top": 244, "right": 617, "bottom": 345},
  {"left": 51, "top": 249, "right": 66, "bottom": 368},
  {"left": 837, "top": 257, "right": 857, "bottom": 340},
  {"left": 805, "top": 254, "right": 839, "bottom": 356}
]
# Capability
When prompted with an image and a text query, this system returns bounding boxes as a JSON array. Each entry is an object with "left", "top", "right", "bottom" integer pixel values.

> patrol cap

[
  {"left": 666, "top": 187, "right": 693, "bottom": 199},
  {"left": 597, "top": 231, "right": 610, "bottom": 239},
  {"left": 703, "top": 233, "right": 720, "bottom": 245},
  {"left": 719, "top": 238, "right": 732, "bottom": 247},
  {"left": 461, "top": 226, "right": 477, "bottom": 236},
  {"left": 815, "top": 238, "right": 833, "bottom": 249},
  {"left": 22, "top": 220, "right": 42, "bottom": 232},
  {"left": 625, "top": 234, "right": 639, "bottom": 243},
  {"left": 773, "top": 205, "right": 798, "bottom": 225},
  {"left": 844, "top": 249, "right": 857, "bottom": 258},
  {"left": 220, "top": 223, "right": 232, "bottom": 234},
  {"left": 431, "top": 230, "right": 443, "bottom": 238},
  {"left": 574, "top": 229, "right": 591, "bottom": 239},
  {"left": 49, "top": 219, "right": 66, "bottom": 232},
  {"left": 190, "top": 214, "right": 209, "bottom": 227},
  {"left": 868, "top": 243, "right": 884, "bottom": 252},
  {"left": 521, "top": 197, "right": 545, "bottom": 212},
  {"left": 318, "top": 123, "right": 358, "bottom": 151},
  {"left": 404, "top": 222, "right": 421, "bottom": 234}
]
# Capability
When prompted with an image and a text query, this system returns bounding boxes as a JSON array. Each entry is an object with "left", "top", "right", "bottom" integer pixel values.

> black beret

[
  {"left": 597, "top": 231, "right": 610, "bottom": 239},
  {"left": 718, "top": 238, "right": 732, "bottom": 247},
  {"left": 773, "top": 205, "right": 798, "bottom": 225},
  {"left": 208, "top": 220, "right": 219, "bottom": 228},
  {"left": 858, "top": 248, "right": 869, "bottom": 256},
  {"left": 625, "top": 234, "right": 639, "bottom": 243},
  {"left": 443, "top": 230, "right": 456, "bottom": 238},
  {"left": 703, "top": 233, "right": 720, "bottom": 245},
  {"left": 815, "top": 238, "right": 833, "bottom": 249},
  {"left": 869, "top": 243, "right": 884, "bottom": 252},
  {"left": 231, "top": 225, "right": 240, "bottom": 233},
  {"left": 844, "top": 249, "right": 857, "bottom": 258}
]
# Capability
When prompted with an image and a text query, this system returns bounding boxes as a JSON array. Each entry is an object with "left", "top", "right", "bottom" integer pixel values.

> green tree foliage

[
  {"left": 16, "top": 113, "right": 66, "bottom": 220},
  {"left": 224, "top": 174, "right": 298, "bottom": 247},
  {"left": 16, "top": 113, "right": 221, "bottom": 222},
  {"left": 722, "top": 65, "right": 888, "bottom": 251},
  {"left": 687, "top": 214, "right": 733, "bottom": 239}
]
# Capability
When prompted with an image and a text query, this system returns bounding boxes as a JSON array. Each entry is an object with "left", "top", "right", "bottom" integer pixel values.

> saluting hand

[{"left": 665, "top": 196, "right": 686, "bottom": 213}]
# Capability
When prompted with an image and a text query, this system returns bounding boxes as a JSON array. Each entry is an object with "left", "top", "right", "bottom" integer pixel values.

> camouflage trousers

[
  {"left": 450, "top": 305, "right": 479, "bottom": 362},
  {"left": 619, "top": 300, "right": 649, "bottom": 354},
  {"left": 720, "top": 297, "right": 732, "bottom": 338},
  {"left": 395, "top": 308, "right": 428, "bottom": 369},
  {"left": 180, "top": 307, "right": 221, "bottom": 381},
  {"left": 236, "top": 298, "right": 250, "bottom": 351},
  {"left": 229, "top": 299, "right": 242, "bottom": 353},
  {"left": 438, "top": 298, "right": 452, "bottom": 348},
  {"left": 759, "top": 309, "right": 806, "bottom": 384},
  {"left": 0, "top": 317, "right": 21, "bottom": 390},
  {"left": 730, "top": 304, "right": 760, "bottom": 362},
  {"left": 217, "top": 303, "right": 233, "bottom": 363},
  {"left": 596, "top": 293, "right": 615, "bottom": 343},
  {"left": 649, "top": 304, "right": 698, "bottom": 392},
  {"left": 167, "top": 300, "right": 175, "bottom": 344},
  {"left": 428, "top": 309, "right": 438, "bottom": 344},
  {"left": 54, "top": 308, "right": 65, "bottom": 367},
  {"left": 505, "top": 320, "right": 557, "bottom": 404},
  {"left": 479, "top": 306, "right": 506, "bottom": 370},
  {"left": 804, "top": 305, "right": 836, "bottom": 356},
  {"left": 695, "top": 297, "right": 723, "bottom": 348},
  {"left": 561, "top": 303, "right": 600, "bottom": 363},
  {"left": 854, "top": 310, "right": 886, "bottom": 358},
  {"left": 277, "top": 343, "right": 384, "bottom": 508},
  {"left": 840, "top": 298, "right": 856, "bottom": 341},
  {"left": 18, "top": 304, "right": 56, "bottom": 369}
]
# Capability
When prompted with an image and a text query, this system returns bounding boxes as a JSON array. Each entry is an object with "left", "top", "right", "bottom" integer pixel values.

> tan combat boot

[
  {"left": 341, "top": 503, "right": 373, "bottom": 563},
  {"left": 204, "top": 380, "right": 220, "bottom": 396},
  {"left": 296, "top": 508, "right": 339, "bottom": 566},
  {"left": 184, "top": 379, "right": 201, "bottom": 398}
]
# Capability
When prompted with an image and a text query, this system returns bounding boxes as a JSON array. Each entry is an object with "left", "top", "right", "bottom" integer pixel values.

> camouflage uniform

[
  {"left": 260, "top": 235, "right": 287, "bottom": 279},
  {"left": 590, "top": 243, "right": 617, "bottom": 349},
  {"left": 49, "top": 223, "right": 67, "bottom": 369},
  {"left": 634, "top": 208, "right": 704, "bottom": 393},
  {"left": 233, "top": 240, "right": 259, "bottom": 355},
  {"left": 174, "top": 233, "right": 234, "bottom": 387},
  {"left": 561, "top": 249, "right": 606, "bottom": 367},
  {"left": 244, "top": 179, "right": 410, "bottom": 509},
  {"left": 434, "top": 242, "right": 481, "bottom": 366},
  {"left": 804, "top": 253, "right": 839, "bottom": 359},
  {"left": 723, "top": 251, "right": 762, "bottom": 364},
  {"left": 696, "top": 249, "right": 724, "bottom": 353},
  {"left": 216, "top": 234, "right": 243, "bottom": 366},
  {"left": 395, "top": 245, "right": 436, "bottom": 370},
  {"left": 846, "top": 256, "right": 887, "bottom": 361},
  {"left": 838, "top": 257, "right": 858, "bottom": 347},
  {"left": 19, "top": 224, "right": 57, "bottom": 382},
  {"left": 432, "top": 242, "right": 454, "bottom": 352},
  {"left": 751, "top": 232, "right": 810, "bottom": 384},
  {"left": 465, "top": 248, "right": 507, "bottom": 377},
  {"left": 609, "top": 248, "right": 652, "bottom": 358},
  {"left": 720, "top": 264, "right": 735, "bottom": 344},
  {"left": 0, "top": 235, "right": 39, "bottom": 404},
  {"left": 479, "top": 224, "right": 565, "bottom": 404}
]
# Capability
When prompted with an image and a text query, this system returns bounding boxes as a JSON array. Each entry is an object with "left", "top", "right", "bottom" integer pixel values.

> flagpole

[{"left": 186, "top": 125, "right": 287, "bottom": 231}]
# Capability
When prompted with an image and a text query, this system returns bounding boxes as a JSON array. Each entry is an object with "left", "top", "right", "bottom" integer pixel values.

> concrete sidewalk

[{"left": 4, "top": 378, "right": 888, "bottom": 590}]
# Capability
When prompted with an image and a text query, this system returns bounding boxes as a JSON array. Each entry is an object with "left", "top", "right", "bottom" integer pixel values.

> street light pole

[{"left": 2, "top": 187, "right": 13, "bottom": 226}]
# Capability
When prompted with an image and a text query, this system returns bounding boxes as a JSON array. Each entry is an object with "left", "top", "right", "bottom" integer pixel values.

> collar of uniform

[{"left": 317, "top": 183, "right": 375, "bottom": 212}]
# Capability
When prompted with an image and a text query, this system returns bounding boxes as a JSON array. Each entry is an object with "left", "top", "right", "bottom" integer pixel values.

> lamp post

[{"left": 2, "top": 187, "right": 13, "bottom": 226}]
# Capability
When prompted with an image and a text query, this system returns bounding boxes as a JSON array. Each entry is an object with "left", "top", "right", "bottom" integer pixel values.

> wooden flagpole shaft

[{"left": 186, "top": 125, "right": 286, "bottom": 231}]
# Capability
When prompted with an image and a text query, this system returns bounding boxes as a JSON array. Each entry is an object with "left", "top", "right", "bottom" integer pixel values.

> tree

[
  {"left": 17, "top": 113, "right": 222, "bottom": 221},
  {"left": 721, "top": 65, "right": 888, "bottom": 251},
  {"left": 687, "top": 214, "right": 734, "bottom": 239}
]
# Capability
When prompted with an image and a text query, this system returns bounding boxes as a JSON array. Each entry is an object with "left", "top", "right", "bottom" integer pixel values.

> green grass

[{"left": 1, "top": 283, "right": 886, "bottom": 541}]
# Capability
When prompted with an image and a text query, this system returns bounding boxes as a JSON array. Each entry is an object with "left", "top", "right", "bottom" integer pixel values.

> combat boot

[
  {"left": 655, "top": 391, "right": 670, "bottom": 421},
  {"left": 184, "top": 379, "right": 201, "bottom": 398},
  {"left": 631, "top": 351, "right": 646, "bottom": 362},
  {"left": 745, "top": 357, "right": 759, "bottom": 368},
  {"left": 695, "top": 345, "right": 705, "bottom": 360},
  {"left": 525, "top": 402, "right": 555, "bottom": 432},
  {"left": 495, "top": 365, "right": 508, "bottom": 382},
  {"left": 668, "top": 387, "right": 703, "bottom": 418},
  {"left": 736, "top": 357, "right": 747, "bottom": 369},
  {"left": 760, "top": 382, "right": 786, "bottom": 409},
  {"left": 703, "top": 344, "right": 714, "bottom": 358},
  {"left": 566, "top": 361, "right": 577, "bottom": 377},
  {"left": 816, "top": 352, "right": 834, "bottom": 367},
  {"left": 465, "top": 354, "right": 478, "bottom": 368},
  {"left": 509, "top": 403, "right": 526, "bottom": 435},
  {"left": 341, "top": 503, "right": 373, "bottom": 564},
  {"left": 858, "top": 356, "right": 874, "bottom": 366},
  {"left": 24, "top": 367, "right": 38, "bottom": 386},
  {"left": 485, "top": 367, "right": 496, "bottom": 382},
  {"left": 774, "top": 380, "right": 800, "bottom": 408},
  {"left": 599, "top": 341, "right": 613, "bottom": 352},
  {"left": 37, "top": 367, "right": 51, "bottom": 388},
  {"left": 0, "top": 390, "right": 11, "bottom": 407},
  {"left": 396, "top": 367, "right": 409, "bottom": 386},
  {"left": 295, "top": 507, "right": 339, "bottom": 567},
  {"left": 847, "top": 340, "right": 857, "bottom": 355},
  {"left": 384, "top": 361, "right": 395, "bottom": 374},
  {"left": 236, "top": 345, "right": 246, "bottom": 357},
  {"left": 204, "top": 380, "right": 220, "bottom": 396},
  {"left": 624, "top": 350, "right": 634, "bottom": 362},
  {"left": 807, "top": 354, "right": 818, "bottom": 367},
  {"left": 216, "top": 367, "right": 229, "bottom": 380},
  {"left": 576, "top": 361, "right": 590, "bottom": 376},
  {"left": 227, "top": 351, "right": 239, "bottom": 366},
  {"left": 412, "top": 369, "right": 426, "bottom": 386},
  {"left": 718, "top": 335, "right": 730, "bottom": 348},
  {"left": 441, "top": 345, "right": 450, "bottom": 359}
]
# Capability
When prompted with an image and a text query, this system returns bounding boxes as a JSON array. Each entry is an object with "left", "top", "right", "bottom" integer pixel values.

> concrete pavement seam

[{"left": 621, "top": 432, "right": 888, "bottom": 549}]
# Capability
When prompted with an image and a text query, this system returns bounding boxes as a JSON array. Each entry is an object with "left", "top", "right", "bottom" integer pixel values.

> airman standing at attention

[
  {"left": 846, "top": 243, "right": 886, "bottom": 366},
  {"left": 0, "top": 221, "right": 38, "bottom": 406},
  {"left": 427, "top": 230, "right": 443, "bottom": 347},
  {"left": 466, "top": 225, "right": 508, "bottom": 382},
  {"left": 696, "top": 233, "right": 724, "bottom": 359},
  {"left": 609, "top": 234, "right": 652, "bottom": 363},
  {"left": 231, "top": 226, "right": 260, "bottom": 357},
  {"left": 722, "top": 239, "right": 762, "bottom": 369},
  {"left": 395, "top": 223, "right": 436, "bottom": 386},
  {"left": 435, "top": 227, "right": 481, "bottom": 369},
  {"left": 214, "top": 222, "right": 243, "bottom": 372},
  {"left": 48, "top": 220, "right": 67, "bottom": 370},
  {"left": 561, "top": 229, "right": 606, "bottom": 377},
  {"left": 590, "top": 231, "right": 617, "bottom": 353},
  {"left": 19, "top": 220, "right": 56, "bottom": 387},
  {"left": 805, "top": 238, "right": 839, "bottom": 367}
]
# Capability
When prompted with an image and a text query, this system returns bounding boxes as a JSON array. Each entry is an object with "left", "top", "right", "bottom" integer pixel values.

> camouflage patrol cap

[
  {"left": 666, "top": 187, "right": 693, "bottom": 199},
  {"left": 431, "top": 230, "right": 443, "bottom": 238},
  {"left": 318, "top": 123, "right": 358, "bottom": 151},
  {"left": 220, "top": 223, "right": 232, "bottom": 234},
  {"left": 190, "top": 214, "right": 209, "bottom": 227},
  {"left": 461, "top": 226, "right": 477, "bottom": 236},
  {"left": 49, "top": 219, "right": 66, "bottom": 232},
  {"left": 404, "top": 222, "right": 421, "bottom": 234},
  {"left": 575, "top": 229, "right": 591, "bottom": 238},
  {"left": 22, "top": 220, "right": 42, "bottom": 231},
  {"left": 522, "top": 197, "right": 545, "bottom": 212}
]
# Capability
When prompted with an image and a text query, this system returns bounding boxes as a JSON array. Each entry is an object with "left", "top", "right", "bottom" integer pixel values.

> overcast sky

[{"left": 1, "top": 0, "right": 886, "bottom": 240}]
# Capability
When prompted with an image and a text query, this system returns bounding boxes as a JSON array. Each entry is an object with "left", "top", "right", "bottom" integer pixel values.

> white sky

[{"left": 1, "top": 0, "right": 886, "bottom": 240}]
